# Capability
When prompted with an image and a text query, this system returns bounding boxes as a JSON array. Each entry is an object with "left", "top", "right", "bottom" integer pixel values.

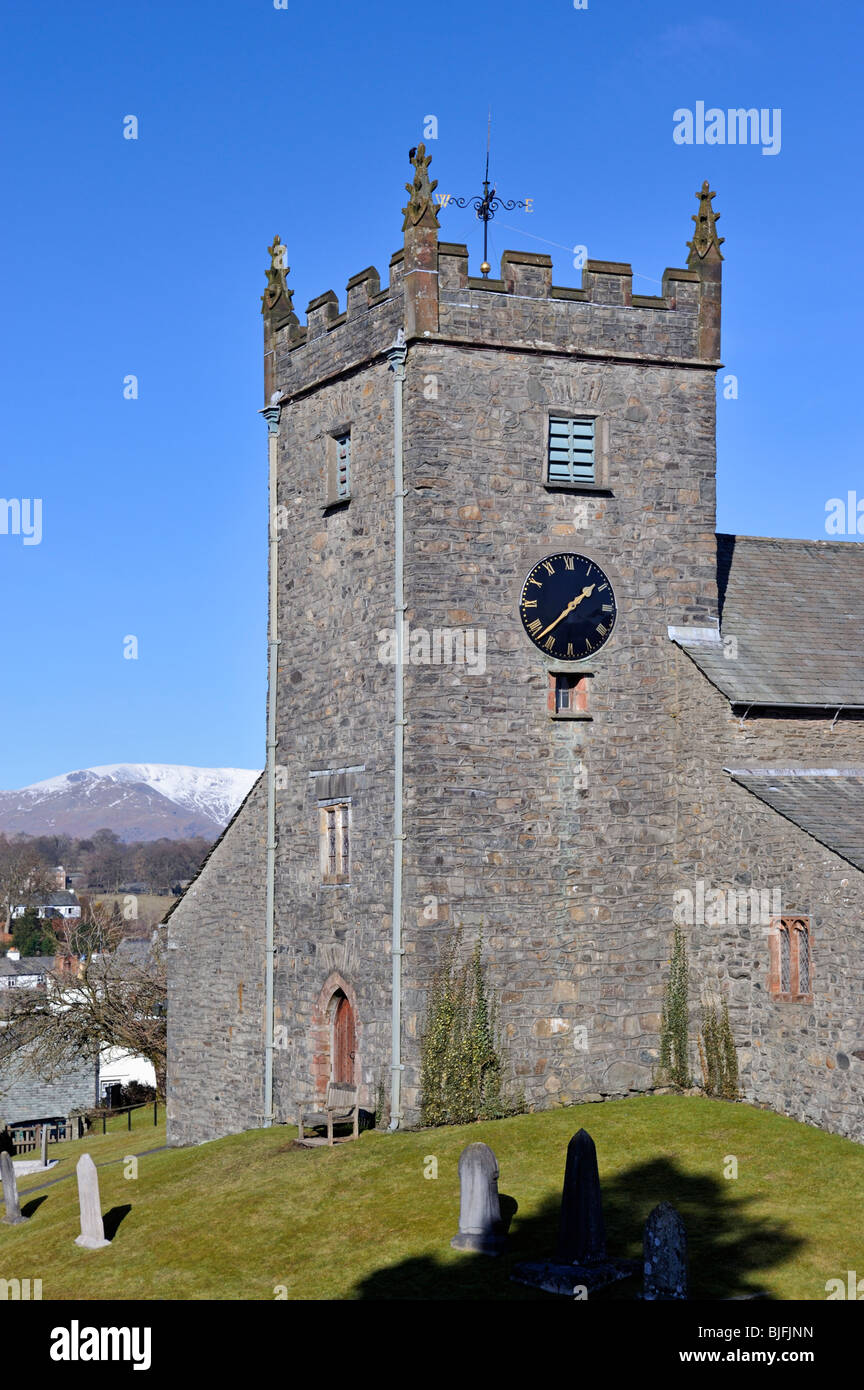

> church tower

[{"left": 166, "top": 149, "right": 726, "bottom": 1142}]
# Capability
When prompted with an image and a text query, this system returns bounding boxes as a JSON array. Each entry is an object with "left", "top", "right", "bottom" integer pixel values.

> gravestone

[
  {"left": 450, "top": 1142, "right": 506, "bottom": 1255},
  {"left": 643, "top": 1201, "right": 687, "bottom": 1300},
  {"left": 512, "top": 1128, "right": 637, "bottom": 1296},
  {"left": 40, "top": 1125, "right": 49, "bottom": 1168},
  {"left": 556, "top": 1128, "right": 606, "bottom": 1263},
  {"left": 74, "top": 1153, "right": 110, "bottom": 1249},
  {"left": 0, "top": 1151, "right": 28, "bottom": 1225}
]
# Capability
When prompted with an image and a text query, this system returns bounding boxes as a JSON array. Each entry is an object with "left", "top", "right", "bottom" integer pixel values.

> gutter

[{"left": 385, "top": 331, "right": 407, "bottom": 1131}]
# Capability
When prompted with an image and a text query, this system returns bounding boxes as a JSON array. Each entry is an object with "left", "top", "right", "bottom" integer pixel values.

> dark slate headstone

[
  {"left": 643, "top": 1201, "right": 688, "bottom": 1300},
  {"left": 450, "top": 1142, "right": 506, "bottom": 1255},
  {"left": 556, "top": 1128, "right": 606, "bottom": 1263},
  {"left": 511, "top": 1128, "right": 637, "bottom": 1296}
]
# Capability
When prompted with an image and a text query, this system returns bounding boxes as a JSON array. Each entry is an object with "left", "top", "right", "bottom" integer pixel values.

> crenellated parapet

[{"left": 263, "top": 157, "right": 724, "bottom": 403}]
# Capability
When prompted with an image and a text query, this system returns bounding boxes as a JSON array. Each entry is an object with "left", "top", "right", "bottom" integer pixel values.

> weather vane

[{"left": 450, "top": 111, "right": 527, "bottom": 277}]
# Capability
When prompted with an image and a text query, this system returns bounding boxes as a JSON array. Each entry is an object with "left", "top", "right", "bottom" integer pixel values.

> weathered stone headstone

[
  {"left": 556, "top": 1128, "right": 606, "bottom": 1263},
  {"left": 450, "top": 1142, "right": 506, "bottom": 1255},
  {"left": 40, "top": 1125, "right": 49, "bottom": 1168},
  {"left": 0, "top": 1151, "right": 28, "bottom": 1225},
  {"left": 643, "top": 1201, "right": 687, "bottom": 1300},
  {"left": 74, "top": 1153, "right": 110, "bottom": 1249},
  {"left": 512, "top": 1128, "right": 637, "bottom": 1296}
]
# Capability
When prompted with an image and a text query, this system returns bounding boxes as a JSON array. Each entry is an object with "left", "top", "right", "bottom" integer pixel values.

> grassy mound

[{"left": 2, "top": 1096, "right": 861, "bottom": 1300}]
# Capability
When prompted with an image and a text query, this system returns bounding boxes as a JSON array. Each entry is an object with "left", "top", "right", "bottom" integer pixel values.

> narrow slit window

[
  {"left": 779, "top": 926, "right": 791, "bottom": 994},
  {"left": 320, "top": 802, "right": 351, "bottom": 884},
  {"left": 548, "top": 416, "right": 595, "bottom": 485},
  {"left": 327, "top": 808, "right": 338, "bottom": 878},
  {"left": 796, "top": 925, "right": 810, "bottom": 994},
  {"left": 556, "top": 674, "right": 578, "bottom": 712}
]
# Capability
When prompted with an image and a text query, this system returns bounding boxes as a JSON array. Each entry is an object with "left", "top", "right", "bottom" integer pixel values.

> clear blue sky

[{"left": 2, "top": 0, "right": 861, "bottom": 788}]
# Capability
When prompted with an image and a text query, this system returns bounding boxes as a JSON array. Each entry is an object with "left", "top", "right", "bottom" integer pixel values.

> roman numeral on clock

[
  {"left": 523, "top": 600, "right": 538, "bottom": 609},
  {"left": 527, "top": 619, "right": 542, "bottom": 635},
  {"left": 564, "top": 556, "right": 574, "bottom": 569},
  {"left": 542, "top": 560, "right": 555, "bottom": 575}
]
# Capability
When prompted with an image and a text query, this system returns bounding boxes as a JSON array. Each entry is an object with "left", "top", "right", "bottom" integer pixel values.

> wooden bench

[{"left": 297, "top": 1083, "right": 359, "bottom": 1145}]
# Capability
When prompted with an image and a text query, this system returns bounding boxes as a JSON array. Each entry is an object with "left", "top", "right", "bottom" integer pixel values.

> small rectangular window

[
  {"left": 548, "top": 672, "right": 592, "bottom": 719},
  {"left": 319, "top": 802, "right": 350, "bottom": 884},
  {"left": 548, "top": 416, "right": 595, "bottom": 485}
]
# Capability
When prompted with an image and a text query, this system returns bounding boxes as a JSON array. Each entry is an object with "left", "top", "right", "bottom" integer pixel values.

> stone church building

[{"left": 166, "top": 147, "right": 864, "bottom": 1146}]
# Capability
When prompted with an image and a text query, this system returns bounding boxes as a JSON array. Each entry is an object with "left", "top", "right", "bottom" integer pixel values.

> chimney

[
  {"left": 7, "top": 949, "right": 20, "bottom": 961},
  {"left": 54, "top": 865, "right": 66, "bottom": 889}
]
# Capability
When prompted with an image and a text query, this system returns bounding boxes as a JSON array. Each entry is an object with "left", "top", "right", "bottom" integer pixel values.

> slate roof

[
  {"left": 0, "top": 955, "right": 54, "bottom": 980},
  {"left": 675, "top": 535, "right": 864, "bottom": 707},
  {"left": 23, "top": 890, "right": 79, "bottom": 908},
  {"left": 115, "top": 934, "right": 158, "bottom": 969},
  {"left": 728, "top": 768, "right": 864, "bottom": 872}
]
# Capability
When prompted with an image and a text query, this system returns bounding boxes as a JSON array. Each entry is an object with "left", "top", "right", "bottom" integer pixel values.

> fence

[{"left": 11, "top": 1101, "right": 160, "bottom": 1154}]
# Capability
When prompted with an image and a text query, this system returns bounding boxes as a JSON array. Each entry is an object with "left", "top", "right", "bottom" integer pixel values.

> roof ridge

[{"left": 717, "top": 532, "right": 864, "bottom": 550}]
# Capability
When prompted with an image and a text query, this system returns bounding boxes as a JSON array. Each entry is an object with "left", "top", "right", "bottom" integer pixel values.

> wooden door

[{"left": 332, "top": 994, "right": 356, "bottom": 1085}]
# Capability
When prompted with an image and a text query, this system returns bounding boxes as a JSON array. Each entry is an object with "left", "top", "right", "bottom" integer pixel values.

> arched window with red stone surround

[{"left": 769, "top": 917, "right": 813, "bottom": 1001}]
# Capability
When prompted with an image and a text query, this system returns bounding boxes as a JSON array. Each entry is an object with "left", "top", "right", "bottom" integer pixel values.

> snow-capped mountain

[{"left": 0, "top": 764, "right": 260, "bottom": 842}]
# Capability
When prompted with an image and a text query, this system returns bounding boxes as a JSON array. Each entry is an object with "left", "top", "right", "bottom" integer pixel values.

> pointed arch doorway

[{"left": 331, "top": 990, "right": 357, "bottom": 1086}]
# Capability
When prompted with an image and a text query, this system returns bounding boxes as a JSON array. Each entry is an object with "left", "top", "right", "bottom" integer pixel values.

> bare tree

[
  {"left": 0, "top": 836, "right": 53, "bottom": 932},
  {"left": 0, "top": 901, "right": 167, "bottom": 1096}
]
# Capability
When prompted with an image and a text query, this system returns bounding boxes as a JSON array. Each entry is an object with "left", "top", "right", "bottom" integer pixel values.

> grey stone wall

[
  {"left": 166, "top": 777, "right": 268, "bottom": 1145},
  {"left": 268, "top": 351, "right": 404, "bottom": 1123},
  {"left": 673, "top": 649, "right": 864, "bottom": 1141},
  {"left": 396, "top": 324, "right": 719, "bottom": 1117}
]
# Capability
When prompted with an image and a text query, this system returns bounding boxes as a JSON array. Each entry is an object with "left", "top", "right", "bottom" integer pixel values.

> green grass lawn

[{"left": 2, "top": 1096, "right": 862, "bottom": 1300}]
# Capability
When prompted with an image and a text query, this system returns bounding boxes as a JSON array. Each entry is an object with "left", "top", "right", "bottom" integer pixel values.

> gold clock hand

[{"left": 536, "top": 584, "right": 595, "bottom": 639}]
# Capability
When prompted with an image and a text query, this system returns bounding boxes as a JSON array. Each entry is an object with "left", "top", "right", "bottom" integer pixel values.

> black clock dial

[{"left": 519, "top": 553, "right": 617, "bottom": 659}]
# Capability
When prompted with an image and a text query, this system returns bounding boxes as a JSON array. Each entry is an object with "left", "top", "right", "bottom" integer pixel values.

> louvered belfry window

[
  {"left": 335, "top": 433, "right": 351, "bottom": 500},
  {"left": 548, "top": 416, "right": 595, "bottom": 485}
]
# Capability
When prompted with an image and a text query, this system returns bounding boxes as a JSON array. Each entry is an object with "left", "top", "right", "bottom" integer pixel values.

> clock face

[{"left": 519, "top": 552, "right": 617, "bottom": 660}]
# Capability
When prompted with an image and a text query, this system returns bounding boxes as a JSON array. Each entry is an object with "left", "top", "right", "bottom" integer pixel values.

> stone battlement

[{"left": 262, "top": 152, "right": 723, "bottom": 402}]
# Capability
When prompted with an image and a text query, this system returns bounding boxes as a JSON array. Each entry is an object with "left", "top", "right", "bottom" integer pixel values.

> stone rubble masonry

[
  {"left": 166, "top": 211, "right": 862, "bottom": 1147},
  {"left": 673, "top": 648, "right": 864, "bottom": 1142}
]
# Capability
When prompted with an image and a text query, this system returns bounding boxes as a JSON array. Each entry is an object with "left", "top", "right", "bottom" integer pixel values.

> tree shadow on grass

[
  {"left": 352, "top": 1156, "right": 801, "bottom": 1300},
  {"left": 103, "top": 1205, "right": 132, "bottom": 1240}
]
